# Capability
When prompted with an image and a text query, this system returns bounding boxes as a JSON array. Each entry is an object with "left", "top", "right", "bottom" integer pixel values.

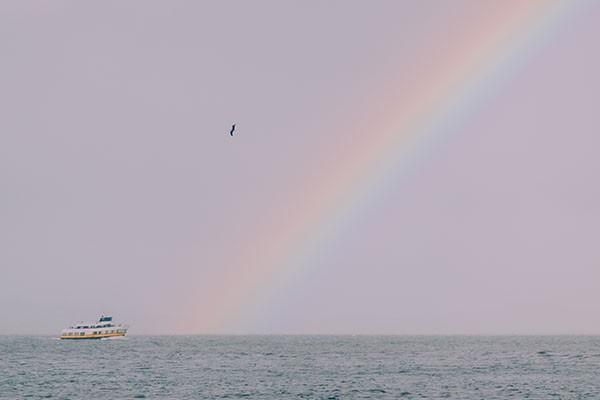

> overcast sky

[{"left": 1, "top": 1, "right": 599, "bottom": 334}]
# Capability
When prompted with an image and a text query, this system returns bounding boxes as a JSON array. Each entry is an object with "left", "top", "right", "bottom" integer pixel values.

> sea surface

[{"left": 1, "top": 335, "right": 599, "bottom": 399}]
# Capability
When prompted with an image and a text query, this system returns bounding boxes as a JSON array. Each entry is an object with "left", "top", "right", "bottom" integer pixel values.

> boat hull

[{"left": 60, "top": 332, "right": 126, "bottom": 340}]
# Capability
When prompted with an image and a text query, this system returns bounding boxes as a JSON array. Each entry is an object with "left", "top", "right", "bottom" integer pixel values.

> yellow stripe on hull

[{"left": 60, "top": 332, "right": 126, "bottom": 340}]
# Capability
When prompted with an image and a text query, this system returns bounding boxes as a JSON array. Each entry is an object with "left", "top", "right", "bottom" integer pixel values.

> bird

[{"left": 229, "top": 124, "right": 236, "bottom": 136}]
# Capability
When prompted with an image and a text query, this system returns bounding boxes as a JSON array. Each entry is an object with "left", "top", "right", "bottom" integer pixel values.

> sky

[{"left": 1, "top": 1, "right": 599, "bottom": 335}]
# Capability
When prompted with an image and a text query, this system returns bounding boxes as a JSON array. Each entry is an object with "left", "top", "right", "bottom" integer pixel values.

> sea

[{"left": 1, "top": 335, "right": 599, "bottom": 399}]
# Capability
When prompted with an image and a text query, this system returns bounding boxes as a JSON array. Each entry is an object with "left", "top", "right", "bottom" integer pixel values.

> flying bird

[{"left": 229, "top": 124, "right": 236, "bottom": 136}]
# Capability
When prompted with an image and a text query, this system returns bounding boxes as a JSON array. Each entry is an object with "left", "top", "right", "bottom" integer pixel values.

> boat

[{"left": 60, "top": 315, "right": 128, "bottom": 340}]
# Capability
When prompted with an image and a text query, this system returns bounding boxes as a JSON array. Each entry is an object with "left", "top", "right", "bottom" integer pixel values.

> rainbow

[{"left": 199, "top": 0, "right": 586, "bottom": 332}]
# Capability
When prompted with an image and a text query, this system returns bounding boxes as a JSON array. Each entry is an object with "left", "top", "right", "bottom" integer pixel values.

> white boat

[{"left": 60, "top": 315, "right": 128, "bottom": 340}]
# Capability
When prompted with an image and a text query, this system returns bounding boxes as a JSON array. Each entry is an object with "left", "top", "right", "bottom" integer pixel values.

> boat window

[{"left": 80, "top": 332, "right": 85, "bottom": 336}]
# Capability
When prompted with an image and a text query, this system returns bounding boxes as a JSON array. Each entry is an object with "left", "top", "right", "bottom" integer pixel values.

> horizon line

[{"left": 4, "top": 332, "right": 600, "bottom": 337}]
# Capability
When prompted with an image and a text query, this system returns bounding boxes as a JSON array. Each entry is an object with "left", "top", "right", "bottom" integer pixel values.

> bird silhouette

[{"left": 229, "top": 124, "right": 236, "bottom": 136}]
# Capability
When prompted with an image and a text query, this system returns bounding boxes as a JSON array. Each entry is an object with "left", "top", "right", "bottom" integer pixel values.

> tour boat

[{"left": 60, "top": 316, "right": 128, "bottom": 340}]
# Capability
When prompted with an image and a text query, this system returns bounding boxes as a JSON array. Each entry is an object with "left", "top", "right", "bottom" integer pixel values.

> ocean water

[{"left": 1, "top": 336, "right": 599, "bottom": 399}]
